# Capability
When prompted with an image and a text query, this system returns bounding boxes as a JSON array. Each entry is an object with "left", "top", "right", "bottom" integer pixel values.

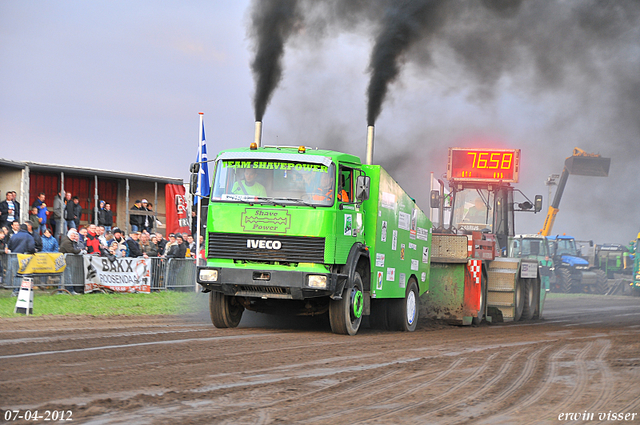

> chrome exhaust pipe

[
  {"left": 366, "top": 125, "right": 374, "bottom": 165},
  {"left": 254, "top": 121, "right": 263, "bottom": 147}
]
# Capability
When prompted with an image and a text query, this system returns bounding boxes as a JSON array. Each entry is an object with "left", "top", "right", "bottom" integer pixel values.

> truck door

[{"left": 335, "top": 166, "right": 364, "bottom": 261}]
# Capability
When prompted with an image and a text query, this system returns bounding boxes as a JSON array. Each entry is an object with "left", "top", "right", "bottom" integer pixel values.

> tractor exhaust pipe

[
  {"left": 365, "top": 125, "right": 374, "bottom": 165},
  {"left": 254, "top": 121, "right": 263, "bottom": 147}
]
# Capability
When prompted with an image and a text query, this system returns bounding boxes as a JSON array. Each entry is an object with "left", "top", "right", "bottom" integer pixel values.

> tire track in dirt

[
  {"left": 574, "top": 339, "right": 613, "bottom": 419},
  {"left": 342, "top": 353, "right": 501, "bottom": 424},
  {"left": 299, "top": 357, "right": 467, "bottom": 424}
]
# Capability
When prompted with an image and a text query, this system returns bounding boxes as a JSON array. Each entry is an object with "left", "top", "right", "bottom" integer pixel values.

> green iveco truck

[{"left": 196, "top": 144, "right": 432, "bottom": 335}]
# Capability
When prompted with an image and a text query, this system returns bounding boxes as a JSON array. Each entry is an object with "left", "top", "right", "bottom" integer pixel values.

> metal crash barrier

[{"left": 0, "top": 253, "right": 200, "bottom": 293}]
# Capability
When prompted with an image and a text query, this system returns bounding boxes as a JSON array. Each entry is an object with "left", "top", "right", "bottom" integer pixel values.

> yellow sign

[{"left": 16, "top": 253, "right": 66, "bottom": 275}]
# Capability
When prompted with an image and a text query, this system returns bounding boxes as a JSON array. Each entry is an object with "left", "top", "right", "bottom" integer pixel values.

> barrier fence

[{"left": 0, "top": 253, "right": 202, "bottom": 293}]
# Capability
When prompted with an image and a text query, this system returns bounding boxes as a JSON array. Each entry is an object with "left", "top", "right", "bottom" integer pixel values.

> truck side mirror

[
  {"left": 356, "top": 175, "right": 370, "bottom": 201},
  {"left": 430, "top": 190, "right": 440, "bottom": 209},
  {"left": 190, "top": 162, "right": 200, "bottom": 174},
  {"left": 534, "top": 195, "right": 543, "bottom": 213},
  {"left": 189, "top": 173, "right": 198, "bottom": 195}
]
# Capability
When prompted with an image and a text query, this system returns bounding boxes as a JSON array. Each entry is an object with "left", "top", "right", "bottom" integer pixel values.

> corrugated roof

[{"left": 0, "top": 158, "right": 184, "bottom": 184}]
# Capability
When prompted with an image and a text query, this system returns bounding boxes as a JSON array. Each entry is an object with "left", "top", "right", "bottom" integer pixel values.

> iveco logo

[{"left": 246, "top": 239, "right": 282, "bottom": 250}]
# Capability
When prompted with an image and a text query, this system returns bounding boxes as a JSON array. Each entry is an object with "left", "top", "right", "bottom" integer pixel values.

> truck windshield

[
  {"left": 210, "top": 159, "right": 338, "bottom": 207},
  {"left": 451, "top": 188, "right": 493, "bottom": 232}
]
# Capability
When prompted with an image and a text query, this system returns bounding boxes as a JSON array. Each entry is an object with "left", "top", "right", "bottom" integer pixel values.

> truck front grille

[{"left": 208, "top": 233, "right": 325, "bottom": 263}]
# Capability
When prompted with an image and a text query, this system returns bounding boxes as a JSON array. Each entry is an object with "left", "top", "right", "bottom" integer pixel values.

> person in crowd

[
  {"left": 187, "top": 234, "right": 196, "bottom": 258},
  {"left": 78, "top": 227, "right": 88, "bottom": 247},
  {"left": 140, "top": 199, "right": 154, "bottom": 233},
  {"left": 149, "top": 234, "right": 159, "bottom": 256},
  {"left": 0, "top": 191, "right": 19, "bottom": 229},
  {"left": 10, "top": 191, "right": 21, "bottom": 217},
  {"left": 0, "top": 230, "right": 7, "bottom": 253},
  {"left": 196, "top": 234, "right": 206, "bottom": 260},
  {"left": 7, "top": 223, "right": 35, "bottom": 296},
  {"left": 109, "top": 241, "right": 121, "bottom": 258},
  {"left": 99, "top": 202, "right": 114, "bottom": 231},
  {"left": 94, "top": 200, "right": 105, "bottom": 226},
  {"left": 85, "top": 224, "right": 101, "bottom": 255},
  {"left": 129, "top": 200, "right": 145, "bottom": 232},
  {"left": 59, "top": 228, "right": 84, "bottom": 295},
  {"left": 112, "top": 228, "right": 128, "bottom": 256},
  {"left": 155, "top": 232, "right": 167, "bottom": 256},
  {"left": 7, "top": 220, "right": 20, "bottom": 238},
  {"left": 7, "top": 223, "right": 35, "bottom": 254},
  {"left": 29, "top": 206, "right": 41, "bottom": 233},
  {"left": 31, "top": 192, "right": 48, "bottom": 235},
  {"left": 65, "top": 196, "right": 82, "bottom": 229},
  {"left": 166, "top": 233, "right": 187, "bottom": 258},
  {"left": 126, "top": 231, "right": 145, "bottom": 258},
  {"left": 139, "top": 232, "right": 157, "bottom": 257},
  {"left": 96, "top": 225, "right": 108, "bottom": 247},
  {"left": 51, "top": 191, "right": 65, "bottom": 239},
  {"left": 163, "top": 233, "right": 177, "bottom": 257},
  {"left": 41, "top": 228, "right": 59, "bottom": 252},
  {"left": 104, "top": 230, "right": 114, "bottom": 245},
  {"left": 26, "top": 222, "right": 42, "bottom": 252}
]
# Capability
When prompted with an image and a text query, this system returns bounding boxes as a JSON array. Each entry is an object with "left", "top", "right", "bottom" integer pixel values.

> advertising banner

[
  {"left": 84, "top": 256, "right": 151, "bottom": 293},
  {"left": 165, "top": 184, "right": 191, "bottom": 235},
  {"left": 16, "top": 253, "right": 66, "bottom": 275}
]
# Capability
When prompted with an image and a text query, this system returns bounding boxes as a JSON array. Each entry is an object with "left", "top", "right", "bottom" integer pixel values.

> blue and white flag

[{"left": 196, "top": 117, "right": 211, "bottom": 200}]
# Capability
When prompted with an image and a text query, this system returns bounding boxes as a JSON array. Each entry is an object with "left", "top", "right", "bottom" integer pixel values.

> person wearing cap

[
  {"left": 112, "top": 228, "right": 129, "bottom": 257},
  {"left": 126, "top": 231, "right": 145, "bottom": 258},
  {"left": 140, "top": 199, "right": 154, "bottom": 233},
  {"left": 129, "top": 200, "right": 145, "bottom": 232},
  {"left": 165, "top": 233, "right": 187, "bottom": 258}
]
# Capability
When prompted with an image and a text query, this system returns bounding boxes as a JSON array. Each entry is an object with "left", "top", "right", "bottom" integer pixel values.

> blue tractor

[{"left": 547, "top": 235, "right": 608, "bottom": 294}]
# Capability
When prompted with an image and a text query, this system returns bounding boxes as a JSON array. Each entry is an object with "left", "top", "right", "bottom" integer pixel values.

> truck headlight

[
  {"left": 199, "top": 269, "right": 219, "bottom": 282},
  {"left": 307, "top": 275, "right": 327, "bottom": 289}
]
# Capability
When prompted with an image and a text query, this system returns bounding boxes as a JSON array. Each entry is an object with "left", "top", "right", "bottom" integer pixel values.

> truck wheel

[
  {"left": 514, "top": 278, "right": 525, "bottom": 321},
  {"left": 329, "top": 272, "right": 364, "bottom": 335},
  {"left": 595, "top": 270, "right": 608, "bottom": 294},
  {"left": 389, "top": 278, "right": 419, "bottom": 332},
  {"left": 209, "top": 291, "right": 244, "bottom": 328},
  {"left": 472, "top": 268, "right": 488, "bottom": 325},
  {"left": 557, "top": 268, "right": 572, "bottom": 293},
  {"left": 521, "top": 279, "right": 536, "bottom": 321}
]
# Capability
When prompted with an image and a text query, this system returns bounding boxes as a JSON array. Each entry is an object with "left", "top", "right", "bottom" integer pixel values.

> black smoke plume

[
  {"left": 366, "top": 0, "right": 446, "bottom": 126},
  {"left": 249, "top": 0, "right": 302, "bottom": 122}
]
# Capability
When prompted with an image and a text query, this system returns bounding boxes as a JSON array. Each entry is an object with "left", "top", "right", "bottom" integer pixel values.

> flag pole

[{"left": 195, "top": 112, "right": 204, "bottom": 293}]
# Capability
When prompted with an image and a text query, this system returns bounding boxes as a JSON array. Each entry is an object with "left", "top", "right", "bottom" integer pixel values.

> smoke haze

[{"left": 247, "top": 0, "right": 639, "bottom": 243}]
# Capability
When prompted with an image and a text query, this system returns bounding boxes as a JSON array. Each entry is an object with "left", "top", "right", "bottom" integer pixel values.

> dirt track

[{"left": 1, "top": 294, "right": 640, "bottom": 424}]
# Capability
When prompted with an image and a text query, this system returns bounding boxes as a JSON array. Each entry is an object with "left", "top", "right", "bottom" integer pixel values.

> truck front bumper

[{"left": 197, "top": 266, "right": 348, "bottom": 300}]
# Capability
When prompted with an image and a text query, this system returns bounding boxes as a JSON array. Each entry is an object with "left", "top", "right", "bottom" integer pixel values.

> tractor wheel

[
  {"left": 514, "top": 278, "right": 525, "bottom": 321},
  {"left": 472, "top": 267, "right": 488, "bottom": 325},
  {"left": 595, "top": 270, "right": 608, "bottom": 294},
  {"left": 329, "top": 272, "right": 364, "bottom": 335},
  {"left": 521, "top": 279, "right": 536, "bottom": 321},
  {"left": 209, "top": 291, "right": 244, "bottom": 328},
  {"left": 557, "top": 268, "right": 572, "bottom": 293},
  {"left": 388, "top": 278, "right": 419, "bottom": 332}
]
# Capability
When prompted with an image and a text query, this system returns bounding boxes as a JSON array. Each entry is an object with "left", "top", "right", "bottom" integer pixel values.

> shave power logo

[{"left": 242, "top": 209, "right": 291, "bottom": 233}]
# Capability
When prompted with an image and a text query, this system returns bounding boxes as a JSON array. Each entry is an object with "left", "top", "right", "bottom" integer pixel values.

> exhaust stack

[
  {"left": 366, "top": 125, "right": 375, "bottom": 165},
  {"left": 254, "top": 121, "right": 263, "bottom": 147}
]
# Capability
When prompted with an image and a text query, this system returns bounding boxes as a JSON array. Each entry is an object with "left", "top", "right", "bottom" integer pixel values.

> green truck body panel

[{"left": 361, "top": 165, "right": 432, "bottom": 299}]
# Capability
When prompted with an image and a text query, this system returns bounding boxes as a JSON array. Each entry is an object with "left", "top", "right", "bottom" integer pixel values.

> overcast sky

[{"left": 1, "top": 1, "right": 638, "bottom": 245}]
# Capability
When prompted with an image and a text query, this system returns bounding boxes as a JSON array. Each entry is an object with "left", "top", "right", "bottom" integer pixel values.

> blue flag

[{"left": 196, "top": 119, "right": 210, "bottom": 200}]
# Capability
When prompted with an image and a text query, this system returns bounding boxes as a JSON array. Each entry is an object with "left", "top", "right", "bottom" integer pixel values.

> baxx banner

[
  {"left": 165, "top": 183, "right": 191, "bottom": 235},
  {"left": 16, "top": 253, "right": 66, "bottom": 275},
  {"left": 83, "top": 256, "right": 151, "bottom": 293}
]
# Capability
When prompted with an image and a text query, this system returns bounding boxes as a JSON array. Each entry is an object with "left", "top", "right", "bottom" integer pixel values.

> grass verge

[{"left": 0, "top": 289, "right": 201, "bottom": 317}]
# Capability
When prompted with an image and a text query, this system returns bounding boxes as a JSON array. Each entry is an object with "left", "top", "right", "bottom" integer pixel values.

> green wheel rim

[{"left": 352, "top": 289, "right": 363, "bottom": 319}]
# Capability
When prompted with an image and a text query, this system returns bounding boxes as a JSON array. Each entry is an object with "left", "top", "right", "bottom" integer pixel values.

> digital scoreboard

[{"left": 447, "top": 148, "right": 520, "bottom": 183}]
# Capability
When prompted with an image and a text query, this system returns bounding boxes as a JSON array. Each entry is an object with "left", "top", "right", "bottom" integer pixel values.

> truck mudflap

[{"left": 199, "top": 267, "right": 348, "bottom": 300}]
